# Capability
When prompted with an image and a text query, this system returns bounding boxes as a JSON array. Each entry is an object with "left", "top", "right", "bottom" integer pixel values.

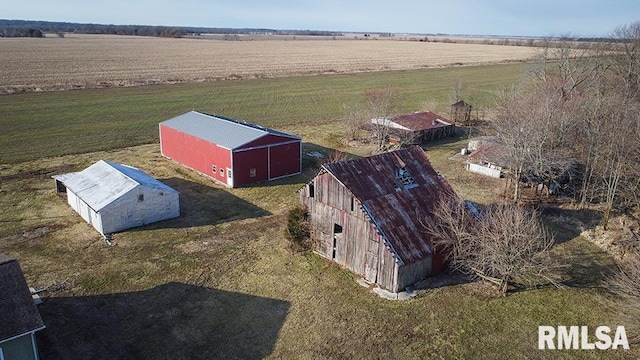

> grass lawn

[{"left": 1, "top": 128, "right": 636, "bottom": 358}]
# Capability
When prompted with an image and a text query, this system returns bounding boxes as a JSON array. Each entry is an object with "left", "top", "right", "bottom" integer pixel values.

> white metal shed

[{"left": 54, "top": 160, "right": 179, "bottom": 235}]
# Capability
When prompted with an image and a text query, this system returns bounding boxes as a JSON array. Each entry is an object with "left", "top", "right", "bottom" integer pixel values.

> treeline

[
  {"left": 0, "top": 19, "right": 343, "bottom": 38},
  {"left": 0, "top": 20, "right": 185, "bottom": 38},
  {"left": 1, "top": 26, "right": 44, "bottom": 37},
  {"left": 491, "top": 23, "right": 640, "bottom": 229}
]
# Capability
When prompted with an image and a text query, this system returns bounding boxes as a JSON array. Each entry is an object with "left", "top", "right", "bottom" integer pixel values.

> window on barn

[
  {"left": 220, "top": 168, "right": 224, "bottom": 176},
  {"left": 138, "top": 194, "right": 144, "bottom": 202},
  {"left": 395, "top": 167, "right": 418, "bottom": 191},
  {"left": 250, "top": 168, "right": 256, "bottom": 178},
  {"left": 350, "top": 196, "right": 355, "bottom": 211},
  {"left": 308, "top": 182, "right": 315, "bottom": 198},
  {"left": 332, "top": 224, "right": 343, "bottom": 260},
  {"left": 212, "top": 165, "right": 216, "bottom": 173},
  {"left": 227, "top": 168, "right": 232, "bottom": 178}
]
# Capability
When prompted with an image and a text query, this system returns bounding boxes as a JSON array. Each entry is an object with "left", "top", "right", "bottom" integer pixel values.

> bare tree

[
  {"left": 424, "top": 198, "right": 561, "bottom": 294},
  {"left": 450, "top": 78, "right": 466, "bottom": 103},
  {"left": 596, "top": 96, "right": 639, "bottom": 229},
  {"left": 575, "top": 88, "right": 608, "bottom": 207},
  {"left": 341, "top": 102, "right": 369, "bottom": 142},
  {"left": 365, "top": 86, "right": 402, "bottom": 152},
  {"left": 323, "top": 149, "right": 350, "bottom": 164},
  {"left": 493, "top": 83, "right": 576, "bottom": 201},
  {"left": 525, "top": 35, "right": 606, "bottom": 99},
  {"left": 610, "top": 21, "right": 640, "bottom": 96},
  {"left": 606, "top": 253, "right": 640, "bottom": 344}
]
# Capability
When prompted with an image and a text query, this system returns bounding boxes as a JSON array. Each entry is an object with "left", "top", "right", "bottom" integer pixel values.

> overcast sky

[{"left": 4, "top": 0, "right": 639, "bottom": 37}]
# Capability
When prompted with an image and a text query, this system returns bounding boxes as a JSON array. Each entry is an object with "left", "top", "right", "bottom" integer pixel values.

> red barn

[{"left": 160, "top": 111, "right": 301, "bottom": 187}]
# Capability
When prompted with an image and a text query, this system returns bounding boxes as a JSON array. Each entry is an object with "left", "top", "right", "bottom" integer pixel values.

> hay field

[{"left": 0, "top": 34, "right": 537, "bottom": 94}]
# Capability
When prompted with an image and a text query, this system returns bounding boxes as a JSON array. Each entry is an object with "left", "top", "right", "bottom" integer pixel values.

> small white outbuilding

[{"left": 54, "top": 160, "right": 179, "bottom": 235}]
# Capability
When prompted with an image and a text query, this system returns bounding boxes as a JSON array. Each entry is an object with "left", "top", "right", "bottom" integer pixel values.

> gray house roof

[
  {"left": 0, "top": 254, "right": 45, "bottom": 343},
  {"left": 54, "top": 160, "right": 178, "bottom": 212},
  {"left": 159, "top": 111, "right": 300, "bottom": 150}
]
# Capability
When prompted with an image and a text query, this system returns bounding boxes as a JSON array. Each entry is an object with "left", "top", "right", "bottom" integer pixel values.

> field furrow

[{"left": 0, "top": 34, "right": 537, "bottom": 94}]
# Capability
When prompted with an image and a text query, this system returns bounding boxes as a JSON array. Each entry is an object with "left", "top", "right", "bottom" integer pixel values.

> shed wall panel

[
  {"left": 101, "top": 185, "right": 180, "bottom": 234},
  {"left": 0, "top": 333, "right": 38, "bottom": 360},
  {"left": 397, "top": 257, "right": 432, "bottom": 290}
]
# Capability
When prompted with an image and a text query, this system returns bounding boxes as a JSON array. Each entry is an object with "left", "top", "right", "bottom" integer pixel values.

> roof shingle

[{"left": 0, "top": 254, "right": 45, "bottom": 342}]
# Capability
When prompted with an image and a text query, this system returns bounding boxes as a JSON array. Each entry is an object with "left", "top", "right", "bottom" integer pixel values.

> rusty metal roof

[
  {"left": 467, "top": 141, "right": 508, "bottom": 167},
  {"left": 322, "top": 146, "right": 456, "bottom": 265},
  {"left": 389, "top": 111, "right": 453, "bottom": 131}
]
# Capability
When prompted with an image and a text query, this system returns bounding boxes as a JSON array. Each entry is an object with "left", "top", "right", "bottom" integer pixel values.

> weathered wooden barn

[
  {"left": 371, "top": 111, "right": 455, "bottom": 145},
  {"left": 0, "top": 254, "right": 45, "bottom": 360},
  {"left": 53, "top": 160, "right": 180, "bottom": 236},
  {"left": 159, "top": 111, "right": 302, "bottom": 187},
  {"left": 450, "top": 100, "right": 473, "bottom": 125},
  {"left": 300, "top": 146, "right": 457, "bottom": 293}
]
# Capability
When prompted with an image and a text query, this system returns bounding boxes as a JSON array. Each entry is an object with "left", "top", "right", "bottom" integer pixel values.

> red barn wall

[
  {"left": 232, "top": 148, "right": 269, "bottom": 187},
  {"left": 159, "top": 125, "right": 231, "bottom": 184},
  {"left": 269, "top": 141, "right": 301, "bottom": 179}
]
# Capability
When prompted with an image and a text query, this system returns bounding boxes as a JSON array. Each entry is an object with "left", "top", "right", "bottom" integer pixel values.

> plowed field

[{"left": 0, "top": 34, "right": 537, "bottom": 94}]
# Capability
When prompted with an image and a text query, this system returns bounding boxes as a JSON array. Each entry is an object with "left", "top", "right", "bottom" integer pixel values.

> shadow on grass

[
  {"left": 541, "top": 207, "right": 616, "bottom": 289},
  {"left": 420, "top": 128, "right": 472, "bottom": 151},
  {"left": 541, "top": 207, "right": 603, "bottom": 244},
  {"left": 139, "top": 177, "right": 271, "bottom": 230},
  {"left": 37, "top": 282, "right": 290, "bottom": 360}
]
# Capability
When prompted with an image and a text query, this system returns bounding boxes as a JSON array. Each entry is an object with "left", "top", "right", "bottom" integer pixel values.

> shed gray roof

[
  {"left": 0, "top": 254, "right": 45, "bottom": 342},
  {"left": 55, "top": 160, "right": 178, "bottom": 212},
  {"left": 159, "top": 111, "right": 300, "bottom": 149}
]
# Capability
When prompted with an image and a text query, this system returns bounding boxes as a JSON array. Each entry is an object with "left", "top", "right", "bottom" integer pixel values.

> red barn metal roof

[
  {"left": 321, "top": 146, "right": 456, "bottom": 265},
  {"left": 389, "top": 111, "right": 453, "bottom": 131},
  {"left": 160, "top": 111, "right": 300, "bottom": 150}
]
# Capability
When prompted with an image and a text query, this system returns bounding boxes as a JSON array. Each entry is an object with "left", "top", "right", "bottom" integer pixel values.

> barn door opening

[
  {"left": 332, "top": 224, "right": 342, "bottom": 260},
  {"left": 365, "top": 238, "right": 379, "bottom": 283}
]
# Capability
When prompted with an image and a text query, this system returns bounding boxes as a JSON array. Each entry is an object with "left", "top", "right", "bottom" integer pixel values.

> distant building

[
  {"left": 0, "top": 254, "right": 45, "bottom": 360},
  {"left": 465, "top": 136, "right": 506, "bottom": 178},
  {"left": 371, "top": 111, "right": 454, "bottom": 145},
  {"left": 301, "top": 146, "right": 457, "bottom": 293},
  {"left": 159, "top": 111, "right": 302, "bottom": 187},
  {"left": 54, "top": 160, "right": 180, "bottom": 236},
  {"left": 450, "top": 100, "right": 473, "bottom": 125}
]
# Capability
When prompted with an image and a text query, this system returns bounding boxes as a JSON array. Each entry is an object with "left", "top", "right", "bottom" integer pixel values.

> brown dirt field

[{"left": 0, "top": 33, "right": 538, "bottom": 94}]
